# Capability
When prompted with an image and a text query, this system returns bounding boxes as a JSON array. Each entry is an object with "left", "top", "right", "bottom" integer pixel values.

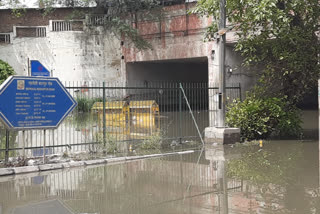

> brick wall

[{"left": 0, "top": 8, "right": 87, "bottom": 33}]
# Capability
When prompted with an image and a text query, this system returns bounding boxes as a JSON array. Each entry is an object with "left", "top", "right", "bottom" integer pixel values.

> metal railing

[
  {"left": 0, "top": 33, "right": 11, "bottom": 44},
  {"left": 36, "top": 27, "right": 46, "bottom": 37},
  {"left": 0, "top": 81, "right": 241, "bottom": 160},
  {"left": 86, "top": 14, "right": 112, "bottom": 26},
  {"left": 51, "top": 20, "right": 84, "bottom": 32},
  {"left": 52, "top": 21, "right": 72, "bottom": 31}
]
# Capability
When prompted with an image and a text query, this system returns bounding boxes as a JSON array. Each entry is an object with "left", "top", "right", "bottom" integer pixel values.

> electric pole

[{"left": 218, "top": 0, "right": 226, "bottom": 127}]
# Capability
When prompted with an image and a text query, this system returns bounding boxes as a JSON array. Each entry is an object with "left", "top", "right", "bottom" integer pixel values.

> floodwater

[
  {"left": 0, "top": 140, "right": 319, "bottom": 214},
  {"left": 0, "top": 110, "right": 317, "bottom": 160}
]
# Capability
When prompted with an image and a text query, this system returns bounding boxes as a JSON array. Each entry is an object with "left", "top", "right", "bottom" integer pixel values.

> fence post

[
  {"left": 239, "top": 83, "right": 242, "bottom": 101},
  {"left": 5, "top": 130, "right": 9, "bottom": 164},
  {"left": 179, "top": 83, "right": 182, "bottom": 142},
  {"left": 43, "top": 129, "right": 46, "bottom": 163},
  {"left": 103, "top": 82, "right": 106, "bottom": 146},
  {"left": 22, "top": 130, "right": 25, "bottom": 159}
]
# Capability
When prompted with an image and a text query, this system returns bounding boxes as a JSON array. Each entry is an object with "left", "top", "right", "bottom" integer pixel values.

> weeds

[
  {"left": 139, "top": 133, "right": 162, "bottom": 150},
  {"left": 75, "top": 97, "right": 102, "bottom": 113},
  {"left": 94, "top": 132, "right": 118, "bottom": 154}
]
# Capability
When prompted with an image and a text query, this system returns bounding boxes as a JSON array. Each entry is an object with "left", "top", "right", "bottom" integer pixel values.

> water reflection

[{"left": 0, "top": 141, "right": 318, "bottom": 213}]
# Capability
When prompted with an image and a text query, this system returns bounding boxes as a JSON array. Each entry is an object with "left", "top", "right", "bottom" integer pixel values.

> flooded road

[{"left": 0, "top": 140, "right": 318, "bottom": 214}]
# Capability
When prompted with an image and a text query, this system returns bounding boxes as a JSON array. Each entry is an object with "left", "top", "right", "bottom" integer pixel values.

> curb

[{"left": 0, "top": 150, "right": 195, "bottom": 177}]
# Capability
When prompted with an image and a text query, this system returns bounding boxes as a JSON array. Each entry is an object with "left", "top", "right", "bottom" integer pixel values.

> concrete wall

[
  {"left": 123, "top": 3, "right": 260, "bottom": 126},
  {"left": 123, "top": 3, "right": 259, "bottom": 94},
  {"left": 0, "top": 4, "right": 259, "bottom": 87},
  {"left": 0, "top": 9, "right": 87, "bottom": 33},
  {"left": 0, "top": 30, "right": 122, "bottom": 82},
  {"left": 0, "top": 8, "right": 123, "bottom": 82}
]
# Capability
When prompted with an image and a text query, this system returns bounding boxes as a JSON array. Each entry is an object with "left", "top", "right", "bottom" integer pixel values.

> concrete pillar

[
  {"left": 205, "top": 43, "right": 240, "bottom": 144},
  {"left": 208, "top": 43, "right": 219, "bottom": 127}
]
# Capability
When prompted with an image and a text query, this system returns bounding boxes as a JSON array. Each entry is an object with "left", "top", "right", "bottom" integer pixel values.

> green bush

[
  {"left": 226, "top": 96, "right": 301, "bottom": 142},
  {"left": 0, "top": 59, "right": 15, "bottom": 85}
]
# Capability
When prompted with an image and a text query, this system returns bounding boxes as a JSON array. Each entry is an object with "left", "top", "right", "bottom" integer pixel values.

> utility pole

[
  {"left": 218, "top": 0, "right": 226, "bottom": 127},
  {"left": 204, "top": 0, "right": 240, "bottom": 144}
]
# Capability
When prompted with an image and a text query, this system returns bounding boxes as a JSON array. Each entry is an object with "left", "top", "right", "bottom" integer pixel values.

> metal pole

[
  {"left": 5, "top": 130, "right": 9, "bottom": 164},
  {"left": 179, "top": 84, "right": 182, "bottom": 141},
  {"left": 103, "top": 82, "right": 106, "bottom": 146},
  {"left": 43, "top": 129, "right": 46, "bottom": 163},
  {"left": 179, "top": 83, "right": 205, "bottom": 146},
  {"left": 22, "top": 130, "right": 25, "bottom": 159},
  {"left": 27, "top": 58, "right": 30, "bottom": 76},
  {"left": 218, "top": 0, "right": 226, "bottom": 127}
]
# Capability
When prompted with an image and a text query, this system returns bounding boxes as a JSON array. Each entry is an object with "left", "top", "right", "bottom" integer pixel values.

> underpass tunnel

[
  {"left": 126, "top": 57, "right": 209, "bottom": 138},
  {"left": 126, "top": 57, "right": 208, "bottom": 85}
]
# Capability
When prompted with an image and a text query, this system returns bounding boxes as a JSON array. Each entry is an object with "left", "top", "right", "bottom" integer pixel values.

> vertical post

[
  {"left": 43, "top": 129, "right": 46, "bottom": 163},
  {"left": 27, "top": 58, "right": 30, "bottom": 76},
  {"left": 103, "top": 82, "right": 106, "bottom": 146},
  {"left": 22, "top": 130, "right": 25, "bottom": 159},
  {"left": 52, "top": 130, "right": 55, "bottom": 154},
  {"left": 239, "top": 83, "right": 242, "bottom": 101},
  {"left": 5, "top": 130, "right": 9, "bottom": 164},
  {"left": 218, "top": 0, "right": 226, "bottom": 127},
  {"left": 179, "top": 83, "right": 182, "bottom": 142}
]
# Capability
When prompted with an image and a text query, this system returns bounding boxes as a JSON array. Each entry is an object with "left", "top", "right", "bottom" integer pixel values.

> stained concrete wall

[
  {"left": 0, "top": 9, "right": 87, "bottom": 33},
  {"left": 0, "top": 8, "right": 123, "bottom": 82},
  {"left": 124, "top": 3, "right": 260, "bottom": 126},
  {"left": 0, "top": 29, "right": 123, "bottom": 82},
  {"left": 124, "top": 3, "right": 258, "bottom": 93}
]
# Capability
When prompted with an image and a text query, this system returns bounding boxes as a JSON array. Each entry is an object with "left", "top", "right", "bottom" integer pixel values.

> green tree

[
  {"left": 193, "top": 0, "right": 320, "bottom": 103},
  {"left": 0, "top": 60, "right": 15, "bottom": 85}
]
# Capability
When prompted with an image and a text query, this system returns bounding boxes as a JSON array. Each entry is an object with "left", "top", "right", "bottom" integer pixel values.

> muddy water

[{"left": 0, "top": 140, "right": 319, "bottom": 214}]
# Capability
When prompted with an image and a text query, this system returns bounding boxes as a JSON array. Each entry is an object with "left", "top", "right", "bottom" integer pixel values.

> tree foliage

[
  {"left": 193, "top": 0, "right": 320, "bottom": 103},
  {"left": 0, "top": 60, "right": 15, "bottom": 85}
]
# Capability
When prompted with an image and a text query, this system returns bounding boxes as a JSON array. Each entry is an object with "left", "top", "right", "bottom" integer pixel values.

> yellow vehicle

[
  {"left": 129, "top": 100, "right": 159, "bottom": 128},
  {"left": 91, "top": 100, "right": 160, "bottom": 140},
  {"left": 92, "top": 101, "right": 130, "bottom": 127},
  {"left": 129, "top": 100, "right": 160, "bottom": 139}
]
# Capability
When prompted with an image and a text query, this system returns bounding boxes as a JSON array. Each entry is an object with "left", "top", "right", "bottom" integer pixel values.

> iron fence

[{"left": 0, "top": 81, "right": 241, "bottom": 160}]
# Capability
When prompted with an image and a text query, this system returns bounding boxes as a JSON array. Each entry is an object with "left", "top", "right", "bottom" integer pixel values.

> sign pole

[
  {"left": 22, "top": 130, "right": 25, "bottom": 159},
  {"left": 5, "top": 130, "right": 9, "bottom": 164},
  {"left": 43, "top": 129, "right": 46, "bottom": 163},
  {"left": 27, "top": 58, "right": 30, "bottom": 76}
]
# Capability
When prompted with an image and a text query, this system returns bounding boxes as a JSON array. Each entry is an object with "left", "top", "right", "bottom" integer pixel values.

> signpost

[
  {"left": 30, "top": 60, "right": 50, "bottom": 77},
  {"left": 0, "top": 76, "right": 77, "bottom": 162}
]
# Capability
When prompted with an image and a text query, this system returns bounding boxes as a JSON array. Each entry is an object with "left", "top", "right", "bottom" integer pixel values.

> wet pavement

[{"left": 0, "top": 140, "right": 318, "bottom": 214}]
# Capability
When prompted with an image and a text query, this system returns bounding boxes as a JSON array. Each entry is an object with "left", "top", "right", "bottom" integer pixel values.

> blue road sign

[
  {"left": 0, "top": 76, "right": 77, "bottom": 130},
  {"left": 31, "top": 60, "right": 50, "bottom": 77}
]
